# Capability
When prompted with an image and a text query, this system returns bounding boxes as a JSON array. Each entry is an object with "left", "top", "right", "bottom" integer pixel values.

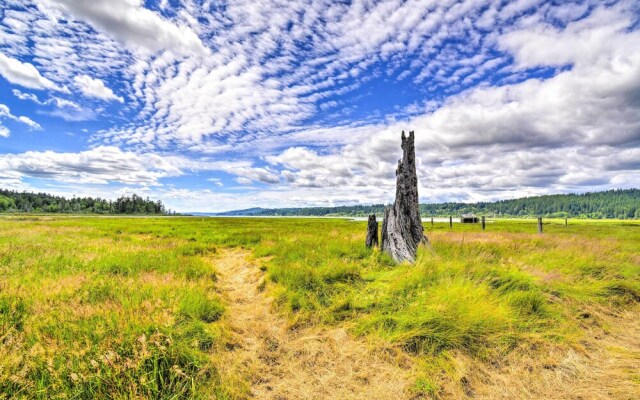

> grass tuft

[{"left": 179, "top": 289, "right": 225, "bottom": 323}]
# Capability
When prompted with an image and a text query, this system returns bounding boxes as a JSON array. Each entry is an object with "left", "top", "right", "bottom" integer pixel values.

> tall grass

[
  {"left": 0, "top": 217, "right": 233, "bottom": 399},
  {"left": 0, "top": 216, "right": 638, "bottom": 398}
]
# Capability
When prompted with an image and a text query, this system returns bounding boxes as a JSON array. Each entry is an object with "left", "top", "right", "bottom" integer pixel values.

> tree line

[
  {"left": 228, "top": 189, "right": 639, "bottom": 219},
  {"left": 0, "top": 189, "right": 169, "bottom": 215}
]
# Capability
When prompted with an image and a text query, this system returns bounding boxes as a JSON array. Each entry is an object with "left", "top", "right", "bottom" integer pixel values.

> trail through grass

[{"left": 214, "top": 248, "right": 412, "bottom": 400}]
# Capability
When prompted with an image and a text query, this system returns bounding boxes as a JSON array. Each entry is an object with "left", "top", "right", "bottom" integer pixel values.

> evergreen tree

[{"left": 0, "top": 189, "right": 169, "bottom": 215}]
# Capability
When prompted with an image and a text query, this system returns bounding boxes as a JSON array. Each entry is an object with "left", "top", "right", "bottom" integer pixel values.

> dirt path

[{"left": 214, "top": 249, "right": 414, "bottom": 400}]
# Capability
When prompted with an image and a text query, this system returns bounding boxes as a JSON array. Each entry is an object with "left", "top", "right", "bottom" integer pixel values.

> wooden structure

[
  {"left": 460, "top": 213, "right": 479, "bottom": 223},
  {"left": 537, "top": 217, "right": 543, "bottom": 234}
]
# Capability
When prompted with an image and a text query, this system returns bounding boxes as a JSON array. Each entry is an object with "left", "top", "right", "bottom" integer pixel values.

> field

[{"left": 0, "top": 216, "right": 639, "bottom": 399}]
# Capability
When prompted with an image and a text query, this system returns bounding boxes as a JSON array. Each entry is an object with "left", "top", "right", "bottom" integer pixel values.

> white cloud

[
  {"left": 0, "top": 145, "right": 276, "bottom": 189},
  {"left": 207, "top": 178, "right": 223, "bottom": 187},
  {"left": 74, "top": 74, "right": 124, "bottom": 102},
  {"left": 0, "top": 103, "right": 42, "bottom": 132},
  {"left": 235, "top": 177, "right": 253, "bottom": 185},
  {"left": 41, "top": 0, "right": 207, "bottom": 55},
  {"left": 0, "top": 52, "right": 63, "bottom": 91},
  {"left": 234, "top": 167, "right": 281, "bottom": 184},
  {"left": 499, "top": 3, "right": 636, "bottom": 70},
  {"left": 17, "top": 116, "right": 41, "bottom": 130},
  {"left": 0, "top": 146, "right": 184, "bottom": 185},
  {"left": 12, "top": 89, "right": 40, "bottom": 103},
  {"left": 0, "top": 124, "right": 9, "bottom": 138},
  {"left": 12, "top": 89, "right": 99, "bottom": 122},
  {"left": 0, "top": 104, "right": 13, "bottom": 118},
  {"left": 50, "top": 97, "right": 81, "bottom": 109},
  {"left": 425, "top": 3, "right": 640, "bottom": 150},
  {"left": 89, "top": 0, "right": 510, "bottom": 148}
]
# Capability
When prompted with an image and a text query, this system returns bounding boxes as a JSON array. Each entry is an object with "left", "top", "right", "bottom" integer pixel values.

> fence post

[
  {"left": 565, "top": 218, "right": 568, "bottom": 226},
  {"left": 449, "top": 216, "right": 453, "bottom": 229},
  {"left": 482, "top": 216, "right": 486, "bottom": 230},
  {"left": 537, "top": 217, "right": 543, "bottom": 234},
  {"left": 431, "top": 217, "right": 434, "bottom": 227}
]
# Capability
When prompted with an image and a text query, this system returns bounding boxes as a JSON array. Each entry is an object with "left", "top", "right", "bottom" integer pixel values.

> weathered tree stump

[
  {"left": 381, "top": 131, "right": 427, "bottom": 263},
  {"left": 365, "top": 214, "right": 378, "bottom": 248}
]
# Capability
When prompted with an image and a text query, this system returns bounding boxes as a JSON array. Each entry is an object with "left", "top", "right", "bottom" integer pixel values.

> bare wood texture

[{"left": 381, "top": 131, "right": 427, "bottom": 263}]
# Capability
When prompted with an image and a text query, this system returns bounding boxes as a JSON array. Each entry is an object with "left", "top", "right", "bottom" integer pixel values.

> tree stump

[
  {"left": 381, "top": 131, "right": 427, "bottom": 263},
  {"left": 365, "top": 214, "right": 378, "bottom": 248}
]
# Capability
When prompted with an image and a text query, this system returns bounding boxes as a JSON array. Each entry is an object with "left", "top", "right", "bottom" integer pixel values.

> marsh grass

[
  {"left": 0, "top": 216, "right": 638, "bottom": 398},
  {"left": 0, "top": 217, "right": 233, "bottom": 399}
]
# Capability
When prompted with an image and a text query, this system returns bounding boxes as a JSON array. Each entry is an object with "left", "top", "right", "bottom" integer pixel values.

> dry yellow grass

[
  {"left": 215, "top": 248, "right": 415, "bottom": 399},
  {"left": 445, "top": 305, "right": 640, "bottom": 400},
  {"left": 214, "top": 246, "right": 639, "bottom": 400}
]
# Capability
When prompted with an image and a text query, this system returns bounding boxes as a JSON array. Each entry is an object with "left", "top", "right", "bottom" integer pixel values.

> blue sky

[{"left": 0, "top": 0, "right": 639, "bottom": 212}]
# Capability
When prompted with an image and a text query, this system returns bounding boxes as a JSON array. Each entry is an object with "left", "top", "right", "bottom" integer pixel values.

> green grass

[{"left": 0, "top": 216, "right": 638, "bottom": 398}]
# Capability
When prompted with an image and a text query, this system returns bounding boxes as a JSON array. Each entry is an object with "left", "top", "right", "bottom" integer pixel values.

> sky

[{"left": 0, "top": 0, "right": 639, "bottom": 212}]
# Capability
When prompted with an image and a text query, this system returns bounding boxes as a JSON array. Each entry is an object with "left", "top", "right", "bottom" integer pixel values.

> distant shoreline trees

[
  {"left": 0, "top": 189, "right": 170, "bottom": 215},
  {"left": 2, "top": 188, "right": 638, "bottom": 218},
  {"left": 218, "top": 189, "right": 640, "bottom": 219},
  {"left": 416, "top": 189, "right": 639, "bottom": 219}
]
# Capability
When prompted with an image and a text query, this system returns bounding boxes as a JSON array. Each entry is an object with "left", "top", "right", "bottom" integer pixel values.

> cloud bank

[{"left": 0, "top": 0, "right": 638, "bottom": 211}]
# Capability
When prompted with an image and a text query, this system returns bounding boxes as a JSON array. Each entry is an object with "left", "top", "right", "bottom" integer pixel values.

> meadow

[{"left": 0, "top": 216, "right": 638, "bottom": 399}]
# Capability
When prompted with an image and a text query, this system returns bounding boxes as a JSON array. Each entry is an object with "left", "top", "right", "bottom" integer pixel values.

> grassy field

[{"left": 0, "top": 216, "right": 638, "bottom": 399}]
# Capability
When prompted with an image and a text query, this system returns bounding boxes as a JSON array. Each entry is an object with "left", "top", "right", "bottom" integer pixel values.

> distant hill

[
  {"left": 213, "top": 189, "right": 640, "bottom": 219},
  {"left": 211, "top": 207, "right": 269, "bottom": 216}
]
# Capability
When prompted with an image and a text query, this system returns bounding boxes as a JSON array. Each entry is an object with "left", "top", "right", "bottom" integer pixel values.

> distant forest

[
  {"left": 219, "top": 189, "right": 640, "bottom": 219},
  {"left": 0, "top": 189, "right": 168, "bottom": 215},
  {"left": 2, "top": 188, "right": 638, "bottom": 218}
]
